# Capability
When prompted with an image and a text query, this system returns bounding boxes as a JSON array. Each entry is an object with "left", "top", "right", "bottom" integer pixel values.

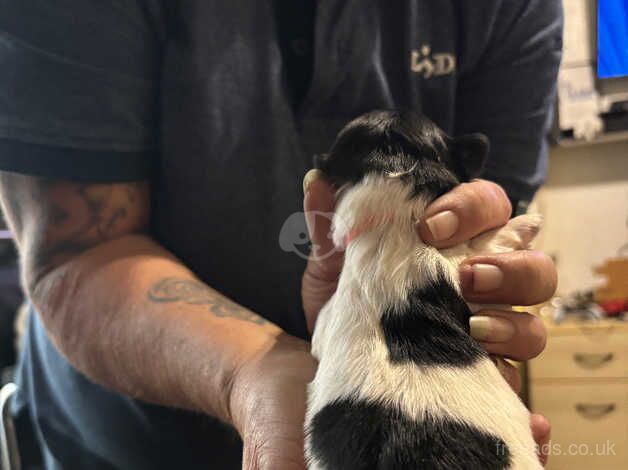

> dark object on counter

[{"left": 552, "top": 291, "right": 605, "bottom": 323}]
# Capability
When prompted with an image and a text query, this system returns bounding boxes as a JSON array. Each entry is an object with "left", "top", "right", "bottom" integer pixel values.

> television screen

[{"left": 598, "top": 0, "right": 628, "bottom": 78}]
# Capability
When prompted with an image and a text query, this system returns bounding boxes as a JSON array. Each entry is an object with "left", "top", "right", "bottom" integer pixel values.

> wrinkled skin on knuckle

[{"left": 243, "top": 418, "right": 306, "bottom": 470}]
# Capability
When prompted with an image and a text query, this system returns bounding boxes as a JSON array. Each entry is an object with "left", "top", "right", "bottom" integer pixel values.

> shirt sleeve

[
  {"left": 0, "top": 0, "right": 164, "bottom": 181},
  {"left": 455, "top": 0, "right": 563, "bottom": 201}
]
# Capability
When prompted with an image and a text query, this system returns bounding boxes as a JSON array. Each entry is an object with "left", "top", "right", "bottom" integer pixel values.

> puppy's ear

[
  {"left": 448, "top": 133, "right": 489, "bottom": 181},
  {"left": 313, "top": 153, "right": 330, "bottom": 173}
]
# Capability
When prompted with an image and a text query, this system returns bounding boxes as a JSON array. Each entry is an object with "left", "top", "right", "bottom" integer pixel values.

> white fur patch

[{"left": 306, "top": 176, "right": 543, "bottom": 469}]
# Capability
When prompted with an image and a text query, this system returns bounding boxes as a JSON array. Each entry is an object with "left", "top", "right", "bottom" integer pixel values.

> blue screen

[{"left": 598, "top": 0, "right": 628, "bottom": 78}]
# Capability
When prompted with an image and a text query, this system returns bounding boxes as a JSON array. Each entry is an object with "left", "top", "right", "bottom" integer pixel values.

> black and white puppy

[{"left": 305, "top": 111, "right": 542, "bottom": 470}]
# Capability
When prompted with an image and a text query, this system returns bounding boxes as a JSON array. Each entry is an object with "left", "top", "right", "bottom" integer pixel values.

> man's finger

[
  {"left": 303, "top": 170, "right": 343, "bottom": 279},
  {"left": 531, "top": 413, "right": 551, "bottom": 466},
  {"left": 471, "top": 310, "right": 547, "bottom": 361},
  {"left": 418, "top": 180, "right": 512, "bottom": 248},
  {"left": 303, "top": 169, "right": 335, "bottom": 257},
  {"left": 302, "top": 170, "right": 344, "bottom": 332},
  {"left": 459, "top": 250, "right": 558, "bottom": 305}
]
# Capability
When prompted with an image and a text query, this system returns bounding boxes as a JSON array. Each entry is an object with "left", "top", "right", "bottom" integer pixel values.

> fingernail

[
  {"left": 470, "top": 316, "right": 516, "bottom": 342},
  {"left": 303, "top": 169, "right": 325, "bottom": 195},
  {"left": 425, "top": 210, "right": 459, "bottom": 241},
  {"left": 472, "top": 264, "right": 504, "bottom": 292}
]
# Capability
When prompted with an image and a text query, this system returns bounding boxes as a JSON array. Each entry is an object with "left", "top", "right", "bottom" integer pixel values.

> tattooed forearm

[
  {"left": 148, "top": 277, "right": 268, "bottom": 325},
  {"left": 0, "top": 172, "right": 149, "bottom": 287}
]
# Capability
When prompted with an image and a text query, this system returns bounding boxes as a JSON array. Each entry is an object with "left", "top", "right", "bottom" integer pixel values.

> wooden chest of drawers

[{"left": 529, "top": 320, "right": 628, "bottom": 470}]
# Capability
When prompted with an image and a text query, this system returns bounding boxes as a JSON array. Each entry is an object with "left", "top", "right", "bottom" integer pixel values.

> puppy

[{"left": 304, "top": 110, "right": 542, "bottom": 470}]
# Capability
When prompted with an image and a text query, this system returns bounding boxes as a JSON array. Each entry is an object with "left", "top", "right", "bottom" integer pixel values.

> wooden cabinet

[{"left": 529, "top": 320, "right": 628, "bottom": 470}]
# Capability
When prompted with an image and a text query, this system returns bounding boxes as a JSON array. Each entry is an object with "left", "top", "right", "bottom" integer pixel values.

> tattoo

[
  {"left": 36, "top": 182, "right": 146, "bottom": 269},
  {"left": 148, "top": 277, "right": 267, "bottom": 325},
  {"left": 0, "top": 172, "right": 149, "bottom": 287},
  {"left": 126, "top": 182, "right": 142, "bottom": 203}
]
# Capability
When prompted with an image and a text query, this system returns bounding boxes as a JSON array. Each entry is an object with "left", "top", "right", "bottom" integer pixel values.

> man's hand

[
  {"left": 301, "top": 171, "right": 557, "bottom": 465},
  {"left": 230, "top": 335, "right": 317, "bottom": 470},
  {"left": 0, "top": 171, "right": 320, "bottom": 470}
]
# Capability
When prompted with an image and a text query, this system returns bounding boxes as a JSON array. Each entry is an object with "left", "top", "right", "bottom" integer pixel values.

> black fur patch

[
  {"left": 380, "top": 271, "right": 486, "bottom": 367},
  {"left": 316, "top": 110, "right": 459, "bottom": 200},
  {"left": 309, "top": 398, "right": 511, "bottom": 470},
  {"left": 314, "top": 110, "right": 488, "bottom": 201}
]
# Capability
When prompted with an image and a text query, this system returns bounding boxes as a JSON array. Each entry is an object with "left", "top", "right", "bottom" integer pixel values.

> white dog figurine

[{"left": 305, "top": 110, "right": 542, "bottom": 470}]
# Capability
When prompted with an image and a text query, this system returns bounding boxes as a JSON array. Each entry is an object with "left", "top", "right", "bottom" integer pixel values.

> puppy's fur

[{"left": 305, "top": 111, "right": 542, "bottom": 470}]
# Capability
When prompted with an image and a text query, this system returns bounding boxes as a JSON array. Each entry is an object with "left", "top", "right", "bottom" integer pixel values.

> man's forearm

[
  {"left": 31, "top": 232, "right": 284, "bottom": 425},
  {"left": 0, "top": 172, "right": 282, "bottom": 426}
]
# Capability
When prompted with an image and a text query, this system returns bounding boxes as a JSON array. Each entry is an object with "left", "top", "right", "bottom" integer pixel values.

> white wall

[{"left": 531, "top": 142, "right": 628, "bottom": 295}]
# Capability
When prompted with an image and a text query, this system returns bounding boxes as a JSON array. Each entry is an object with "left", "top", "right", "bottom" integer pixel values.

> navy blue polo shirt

[{"left": 0, "top": 1, "right": 562, "bottom": 468}]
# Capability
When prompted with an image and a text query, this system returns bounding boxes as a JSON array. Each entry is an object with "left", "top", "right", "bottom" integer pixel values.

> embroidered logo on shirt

[{"left": 411, "top": 45, "right": 456, "bottom": 78}]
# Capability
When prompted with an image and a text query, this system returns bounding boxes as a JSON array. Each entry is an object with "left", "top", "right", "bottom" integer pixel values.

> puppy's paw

[{"left": 469, "top": 214, "right": 543, "bottom": 253}]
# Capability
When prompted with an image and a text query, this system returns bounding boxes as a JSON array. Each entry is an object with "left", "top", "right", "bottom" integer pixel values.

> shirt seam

[{"left": 0, "top": 125, "right": 156, "bottom": 152}]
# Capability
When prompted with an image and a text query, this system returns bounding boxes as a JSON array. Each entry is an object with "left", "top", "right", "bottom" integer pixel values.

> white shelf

[{"left": 557, "top": 130, "right": 628, "bottom": 148}]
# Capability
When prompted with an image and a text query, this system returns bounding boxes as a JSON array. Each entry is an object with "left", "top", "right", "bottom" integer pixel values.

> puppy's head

[{"left": 315, "top": 110, "right": 489, "bottom": 199}]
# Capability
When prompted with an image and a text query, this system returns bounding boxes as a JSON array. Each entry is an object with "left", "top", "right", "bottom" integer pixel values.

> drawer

[
  {"left": 529, "top": 329, "right": 628, "bottom": 379},
  {"left": 530, "top": 383, "right": 628, "bottom": 470}
]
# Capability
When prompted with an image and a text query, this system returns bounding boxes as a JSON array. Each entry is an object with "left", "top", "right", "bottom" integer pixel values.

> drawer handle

[
  {"left": 573, "top": 352, "right": 614, "bottom": 369},
  {"left": 575, "top": 403, "right": 616, "bottom": 420}
]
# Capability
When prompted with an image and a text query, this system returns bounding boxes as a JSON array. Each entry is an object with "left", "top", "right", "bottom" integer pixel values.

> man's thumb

[{"left": 303, "top": 170, "right": 336, "bottom": 257}]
